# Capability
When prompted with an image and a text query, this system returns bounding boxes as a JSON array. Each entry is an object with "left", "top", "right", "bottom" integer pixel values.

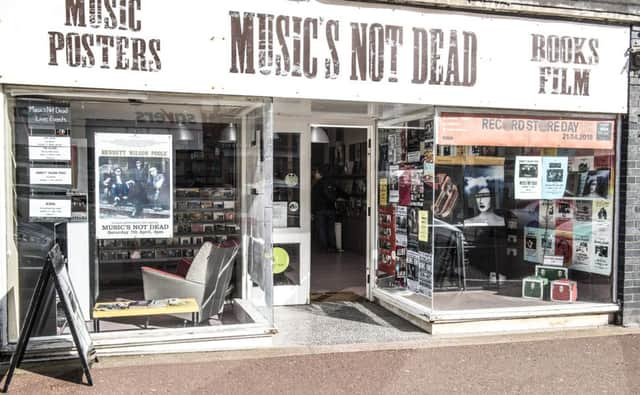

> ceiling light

[
  {"left": 221, "top": 123, "right": 237, "bottom": 142},
  {"left": 311, "top": 126, "right": 329, "bottom": 143}
]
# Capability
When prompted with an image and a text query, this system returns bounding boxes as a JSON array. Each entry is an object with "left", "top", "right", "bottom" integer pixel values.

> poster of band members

[{"left": 95, "top": 133, "right": 173, "bottom": 239}]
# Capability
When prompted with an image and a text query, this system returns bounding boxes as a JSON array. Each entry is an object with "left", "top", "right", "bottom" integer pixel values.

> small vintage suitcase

[
  {"left": 551, "top": 279, "right": 578, "bottom": 302},
  {"left": 522, "top": 276, "right": 549, "bottom": 300},
  {"left": 535, "top": 265, "right": 568, "bottom": 282}
]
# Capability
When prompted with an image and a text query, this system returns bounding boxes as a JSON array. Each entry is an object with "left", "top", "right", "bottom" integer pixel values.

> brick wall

[{"left": 620, "top": 27, "right": 640, "bottom": 327}]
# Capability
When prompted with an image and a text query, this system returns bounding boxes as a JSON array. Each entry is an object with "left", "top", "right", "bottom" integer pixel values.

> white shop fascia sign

[{"left": 0, "top": 0, "right": 629, "bottom": 113}]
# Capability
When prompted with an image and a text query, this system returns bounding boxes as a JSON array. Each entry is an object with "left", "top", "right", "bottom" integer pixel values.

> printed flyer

[
  {"left": 574, "top": 200, "right": 593, "bottom": 223},
  {"left": 538, "top": 200, "right": 554, "bottom": 228},
  {"left": 409, "top": 169, "right": 424, "bottom": 206},
  {"left": 515, "top": 156, "right": 542, "bottom": 200},
  {"left": 395, "top": 206, "right": 408, "bottom": 247},
  {"left": 555, "top": 231, "right": 573, "bottom": 267},
  {"left": 95, "top": 133, "right": 173, "bottom": 239},
  {"left": 418, "top": 252, "right": 433, "bottom": 299},
  {"left": 541, "top": 157, "right": 568, "bottom": 199},
  {"left": 524, "top": 227, "right": 541, "bottom": 263},
  {"left": 379, "top": 178, "right": 388, "bottom": 206},
  {"left": 399, "top": 169, "right": 412, "bottom": 206},
  {"left": 540, "top": 229, "right": 555, "bottom": 257},
  {"left": 407, "top": 129, "right": 422, "bottom": 163},
  {"left": 555, "top": 199, "right": 574, "bottom": 230},
  {"left": 571, "top": 223, "right": 593, "bottom": 272},
  {"left": 418, "top": 210, "right": 429, "bottom": 242},
  {"left": 406, "top": 250, "right": 420, "bottom": 292},
  {"left": 389, "top": 165, "right": 400, "bottom": 203}
]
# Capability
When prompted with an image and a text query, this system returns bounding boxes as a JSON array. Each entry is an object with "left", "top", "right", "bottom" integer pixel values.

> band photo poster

[{"left": 95, "top": 133, "right": 173, "bottom": 239}]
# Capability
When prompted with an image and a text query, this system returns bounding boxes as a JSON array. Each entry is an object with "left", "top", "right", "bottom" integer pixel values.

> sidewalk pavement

[{"left": 3, "top": 326, "right": 640, "bottom": 394}]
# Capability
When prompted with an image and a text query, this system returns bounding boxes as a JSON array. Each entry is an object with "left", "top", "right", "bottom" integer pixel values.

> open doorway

[{"left": 311, "top": 127, "right": 368, "bottom": 298}]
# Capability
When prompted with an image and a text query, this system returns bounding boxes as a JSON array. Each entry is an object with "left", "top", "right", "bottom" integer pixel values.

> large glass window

[
  {"left": 9, "top": 97, "right": 273, "bottom": 338},
  {"left": 377, "top": 111, "right": 617, "bottom": 312}
]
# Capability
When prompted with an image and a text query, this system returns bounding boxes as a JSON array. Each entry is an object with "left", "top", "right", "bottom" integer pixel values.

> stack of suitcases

[{"left": 522, "top": 265, "right": 577, "bottom": 302}]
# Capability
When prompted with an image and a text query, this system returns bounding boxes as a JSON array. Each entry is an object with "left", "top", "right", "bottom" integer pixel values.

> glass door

[{"left": 272, "top": 130, "right": 311, "bottom": 305}]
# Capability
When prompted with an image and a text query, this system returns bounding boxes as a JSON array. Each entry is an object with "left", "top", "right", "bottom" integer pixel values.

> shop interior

[{"left": 310, "top": 127, "right": 368, "bottom": 297}]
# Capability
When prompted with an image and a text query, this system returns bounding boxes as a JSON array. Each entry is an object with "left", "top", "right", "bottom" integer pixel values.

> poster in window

[
  {"left": 418, "top": 252, "right": 433, "bottom": 298},
  {"left": 541, "top": 157, "right": 568, "bottom": 199},
  {"left": 389, "top": 165, "right": 400, "bottom": 203},
  {"left": 418, "top": 210, "right": 429, "bottom": 242},
  {"left": 539, "top": 200, "right": 554, "bottom": 229},
  {"left": 574, "top": 200, "right": 593, "bottom": 223},
  {"left": 462, "top": 165, "right": 505, "bottom": 227},
  {"left": 571, "top": 223, "right": 592, "bottom": 271},
  {"left": 555, "top": 199, "right": 574, "bottom": 231},
  {"left": 378, "top": 206, "right": 396, "bottom": 276},
  {"left": 406, "top": 250, "right": 420, "bottom": 292},
  {"left": 554, "top": 231, "right": 573, "bottom": 267},
  {"left": 432, "top": 165, "right": 464, "bottom": 224},
  {"left": 407, "top": 129, "right": 422, "bottom": 163},
  {"left": 583, "top": 169, "right": 610, "bottom": 199},
  {"left": 395, "top": 206, "right": 408, "bottom": 247},
  {"left": 407, "top": 207, "right": 419, "bottom": 240},
  {"left": 398, "top": 169, "right": 412, "bottom": 206},
  {"left": 540, "top": 229, "right": 555, "bottom": 258},
  {"left": 566, "top": 156, "right": 594, "bottom": 197},
  {"left": 524, "top": 227, "right": 541, "bottom": 263},
  {"left": 379, "top": 178, "right": 388, "bottom": 206},
  {"left": 409, "top": 169, "right": 424, "bottom": 206},
  {"left": 515, "top": 156, "right": 542, "bottom": 200},
  {"left": 95, "top": 133, "right": 173, "bottom": 239}
]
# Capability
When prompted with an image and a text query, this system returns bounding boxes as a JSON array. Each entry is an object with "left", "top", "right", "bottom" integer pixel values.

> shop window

[
  {"left": 9, "top": 98, "right": 273, "bottom": 338},
  {"left": 377, "top": 112, "right": 616, "bottom": 311}
]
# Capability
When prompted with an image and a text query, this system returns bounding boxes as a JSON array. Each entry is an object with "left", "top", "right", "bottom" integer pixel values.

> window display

[
  {"left": 377, "top": 121, "right": 434, "bottom": 302},
  {"left": 377, "top": 111, "right": 617, "bottom": 311},
  {"left": 10, "top": 97, "right": 272, "bottom": 337}
]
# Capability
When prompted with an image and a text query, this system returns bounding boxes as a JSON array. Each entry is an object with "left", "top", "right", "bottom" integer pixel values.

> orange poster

[{"left": 438, "top": 113, "right": 615, "bottom": 150}]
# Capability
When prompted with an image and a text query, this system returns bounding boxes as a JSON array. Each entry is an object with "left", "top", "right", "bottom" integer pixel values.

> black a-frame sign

[{"left": 2, "top": 244, "right": 97, "bottom": 392}]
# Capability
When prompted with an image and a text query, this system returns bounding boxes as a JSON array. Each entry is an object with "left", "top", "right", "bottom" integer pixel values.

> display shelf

[
  {"left": 100, "top": 258, "right": 179, "bottom": 264},
  {"left": 98, "top": 186, "right": 239, "bottom": 265}
]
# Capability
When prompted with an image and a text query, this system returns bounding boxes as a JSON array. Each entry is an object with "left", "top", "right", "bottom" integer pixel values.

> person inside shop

[{"left": 312, "top": 165, "right": 339, "bottom": 252}]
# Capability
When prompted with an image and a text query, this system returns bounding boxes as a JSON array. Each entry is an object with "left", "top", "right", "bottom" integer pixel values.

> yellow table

[{"left": 92, "top": 298, "right": 199, "bottom": 332}]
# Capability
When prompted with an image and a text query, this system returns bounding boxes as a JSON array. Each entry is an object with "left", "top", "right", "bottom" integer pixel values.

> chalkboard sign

[{"left": 3, "top": 244, "right": 97, "bottom": 392}]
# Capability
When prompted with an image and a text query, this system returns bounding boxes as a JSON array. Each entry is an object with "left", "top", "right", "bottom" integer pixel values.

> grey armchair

[{"left": 141, "top": 241, "right": 239, "bottom": 323}]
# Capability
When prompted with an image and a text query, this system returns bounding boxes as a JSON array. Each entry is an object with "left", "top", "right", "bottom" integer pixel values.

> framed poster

[{"left": 94, "top": 133, "right": 173, "bottom": 239}]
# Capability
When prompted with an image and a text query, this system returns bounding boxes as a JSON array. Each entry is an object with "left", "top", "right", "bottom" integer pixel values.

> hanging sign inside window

[
  {"left": 29, "top": 198, "right": 72, "bottom": 221},
  {"left": 28, "top": 136, "right": 71, "bottom": 161},
  {"left": 29, "top": 167, "right": 72, "bottom": 185}
]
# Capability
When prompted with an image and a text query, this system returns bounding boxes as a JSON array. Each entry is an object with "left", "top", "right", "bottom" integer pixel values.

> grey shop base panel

[
  {"left": 373, "top": 288, "right": 619, "bottom": 335},
  {"left": 2, "top": 299, "right": 275, "bottom": 360}
]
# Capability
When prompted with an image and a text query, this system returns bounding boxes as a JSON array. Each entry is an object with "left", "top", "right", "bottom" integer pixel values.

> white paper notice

[
  {"left": 273, "top": 201, "right": 288, "bottom": 228},
  {"left": 541, "top": 157, "right": 568, "bottom": 199},
  {"left": 515, "top": 156, "right": 542, "bottom": 200},
  {"left": 29, "top": 199, "right": 71, "bottom": 218},
  {"left": 29, "top": 168, "right": 72, "bottom": 185},
  {"left": 28, "top": 136, "right": 71, "bottom": 161}
]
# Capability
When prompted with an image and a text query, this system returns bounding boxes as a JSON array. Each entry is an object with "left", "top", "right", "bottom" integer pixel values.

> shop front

[{"left": 0, "top": 0, "right": 631, "bottom": 354}]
